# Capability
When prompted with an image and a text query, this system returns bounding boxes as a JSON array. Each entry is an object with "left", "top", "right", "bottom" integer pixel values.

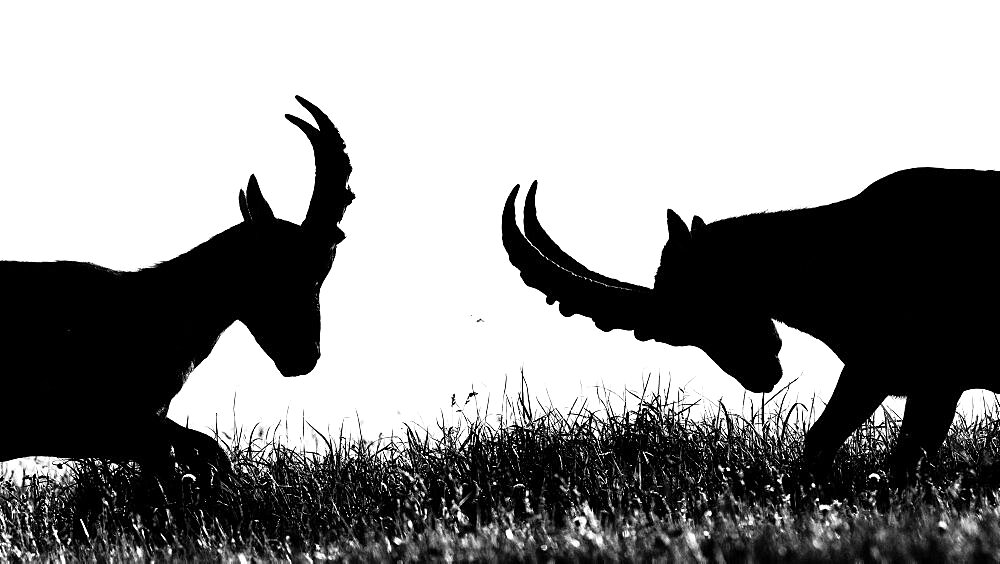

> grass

[{"left": 3, "top": 376, "right": 1000, "bottom": 561}]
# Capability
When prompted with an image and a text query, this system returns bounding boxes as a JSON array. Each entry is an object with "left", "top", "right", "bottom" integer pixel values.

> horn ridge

[
  {"left": 503, "top": 183, "right": 653, "bottom": 333},
  {"left": 290, "top": 96, "right": 354, "bottom": 246}
]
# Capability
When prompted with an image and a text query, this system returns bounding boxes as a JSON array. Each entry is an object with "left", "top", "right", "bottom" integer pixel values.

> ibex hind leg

[
  {"left": 802, "top": 367, "right": 887, "bottom": 481},
  {"left": 891, "top": 391, "right": 962, "bottom": 487}
]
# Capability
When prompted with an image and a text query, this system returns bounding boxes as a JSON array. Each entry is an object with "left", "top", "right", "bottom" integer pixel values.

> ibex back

[
  {"left": 0, "top": 96, "right": 353, "bottom": 483},
  {"left": 503, "top": 168, "right": 999, "bottom": 480}
]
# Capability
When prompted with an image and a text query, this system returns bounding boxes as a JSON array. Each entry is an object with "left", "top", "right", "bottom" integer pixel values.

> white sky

[{"left": 1, "top": 4, "right": 999, "bottom": 442}]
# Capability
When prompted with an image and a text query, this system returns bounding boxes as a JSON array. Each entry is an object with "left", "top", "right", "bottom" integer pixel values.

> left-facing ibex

[
  {"left": 0, "top": 96, "right": 353, "bottom": 484},
  {"left": 503, "top": 169, "right": 1000, "bottom": 481}
]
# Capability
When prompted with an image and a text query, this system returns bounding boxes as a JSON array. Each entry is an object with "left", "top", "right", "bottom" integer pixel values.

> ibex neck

[
  {"left": 136, "top": 223, "right": 246, "bottom": 358},
  {"left": 702, "top": 202, "right": 851, "bottom": 356}
]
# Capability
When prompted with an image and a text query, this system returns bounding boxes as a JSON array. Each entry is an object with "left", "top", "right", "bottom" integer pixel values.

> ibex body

[
  {"left": 0, "top": 97, "right": 353, "bottom": 482},
  {"left": 503, "top": 168, "right": 999, "bottom": 478}
]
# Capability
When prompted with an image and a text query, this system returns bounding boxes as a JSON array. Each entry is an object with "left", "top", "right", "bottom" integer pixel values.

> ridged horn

[
  {"left": 286, "top": 95, "right": 354, "bottom": 247},
  {"left": 502, "top": 182, "right": 653, "bottom": 334}
]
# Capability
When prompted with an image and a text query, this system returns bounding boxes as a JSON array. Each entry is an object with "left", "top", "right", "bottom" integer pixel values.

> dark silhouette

[
  {"left": 503, "top": 169, "right": 1000, "bottom": 480},
  {"left": 0, "top": 96, "right": 353, "bottom": 485}
]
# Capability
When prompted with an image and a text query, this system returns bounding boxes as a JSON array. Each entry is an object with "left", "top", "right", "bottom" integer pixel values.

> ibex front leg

[{"left": 803, "top": 366, "right": 887, "bottom": 477}]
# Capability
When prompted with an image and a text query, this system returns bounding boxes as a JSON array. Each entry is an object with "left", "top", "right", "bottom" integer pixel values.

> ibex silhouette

[
  {"left": 503, "top": 169, "right": 999, "bottom": 480},
  {"left": 0, "top": 96, "right": 353, "bottom": 484}
]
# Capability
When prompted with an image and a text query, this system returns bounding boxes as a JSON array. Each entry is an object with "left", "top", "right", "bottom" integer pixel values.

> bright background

[{"left": 1, "top": 4, "right": 999, "bottom": 448}]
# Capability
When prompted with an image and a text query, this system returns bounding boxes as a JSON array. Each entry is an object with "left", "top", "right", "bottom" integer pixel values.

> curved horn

[
  {"left": 502, "top": 182, "right": 653, "bottom": 333},
  {"left": 522, "top": 182, "right": 649, "bottom": 293},
  {"left": 287, "top": 95, "right": 354, "bottom": 247}
]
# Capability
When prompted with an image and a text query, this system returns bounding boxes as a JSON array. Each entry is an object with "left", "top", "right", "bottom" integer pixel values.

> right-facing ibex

[
  {"left": 503, "top": 168, "right": 1000, "bottom": 480},
  {"left": 0, "top": 96, "right": 352, "bottom": 487}
]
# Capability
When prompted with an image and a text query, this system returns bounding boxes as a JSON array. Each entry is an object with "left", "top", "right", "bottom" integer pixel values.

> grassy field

[{"left": 4, "top": 378, "right": 1000, "bottom": 562}]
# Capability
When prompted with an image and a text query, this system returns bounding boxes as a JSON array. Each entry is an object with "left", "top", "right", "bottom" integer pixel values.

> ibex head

[
  {"left": 502, "top": 182, "right": 782, "bottom": 393},
  {"left": 235, "top": 96, "right": 353, "bottom": 377}
]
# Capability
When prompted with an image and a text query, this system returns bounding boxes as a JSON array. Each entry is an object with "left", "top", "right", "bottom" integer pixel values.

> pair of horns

[
  {"left": 502, "top": 182, "right": 653, "bottom": 334},
  {"left": 241, "top": 96, "right": 354, "bottom": 247}
]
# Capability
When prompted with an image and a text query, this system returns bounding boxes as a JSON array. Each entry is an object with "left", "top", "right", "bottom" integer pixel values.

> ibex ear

[
  {"left": 239, "top": 188, "right": 250, "bottom": 222},
  {"left": 239, "top": 175, "right": 274, "bottom": 223},
  {"left": 691, "top": 215, "right": 708, "bottom": 237},
  {"left": 666, "top": 209, "right": 691, "bottom": 244}
]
